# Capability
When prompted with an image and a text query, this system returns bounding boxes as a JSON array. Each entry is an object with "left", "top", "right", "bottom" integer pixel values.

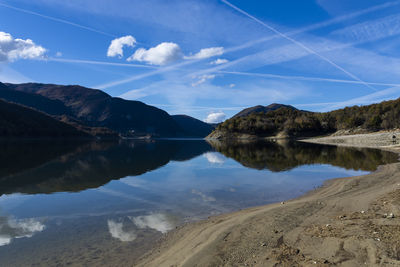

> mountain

[
  {"left": 0, "top": 82, "right": 214, "bottom": 138},
  {"left": 0, "top": 83, "right": 72, "bottom": 116},
  {"left": 0, "top": 99, "right": 90, "bottom": 138},
  {"left": 4, "top": 82, "right": 181, "bottom": 137},
  {"left": 233, "top": 103, "right": 297, "bottom": 118},
  {"left": 208, "top": 98, "right": 400, "bottom": 139},
  {"left": 172, "top": 115, "right": 215, "bottom": 138}
]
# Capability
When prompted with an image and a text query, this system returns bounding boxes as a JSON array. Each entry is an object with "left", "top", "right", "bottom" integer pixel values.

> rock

[{"left": 388, "top": 213, "right": 395, "bottom": 218}]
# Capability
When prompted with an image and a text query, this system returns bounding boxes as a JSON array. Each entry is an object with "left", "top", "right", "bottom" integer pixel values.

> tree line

[{"left": 216, "top": 98, "right": 400, "bottom": 137}]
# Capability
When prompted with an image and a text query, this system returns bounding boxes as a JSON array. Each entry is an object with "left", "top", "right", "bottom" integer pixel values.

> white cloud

[
  {"left": 107, "top": 35, "right": 136, "bottom": 58},
  {"left": 55, "top": 51, "right": 62, "bottom": 57},
  {"left": 204, "top": 111, "right": 226, "bottom": 123},
  {"left": 203, "top": 152, "right": 225, "bottom": 164},
  {"left": 229, "top": 83, "right": 235, "bottom": 88},
  {"left": 191, "top": 74, "right": 215, "bottom": 87},
  {"left": 130, "top": 213, "right": 174, "bottom": 234},
  {"left": 0, "top": 31, "right": 46, "bottom": 62},
  {"left": 0, "top": 217, "right": 45, "bottom": 246},
  {"left": 210, "top": 58, "right": 229, "bottom": 65},
  {"left": 128, "top": 42, "right": 182, "bottom": 65},
  {"left": 107, "top": 220, "right": 137, "bottom": 242},
  {"left": 185, "top": 47, "right": 224, "bottom": 60}
]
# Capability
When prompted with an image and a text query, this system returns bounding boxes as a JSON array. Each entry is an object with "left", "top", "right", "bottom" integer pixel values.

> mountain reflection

[
  {"left": 0, "top": 139, "right": 397, "bottom": 196},
  {"left": 208, "top": 139, "right": 399, "bottom": 172},
  {"left": 0, "top": 140, "right": 212, "bottom": 195}
]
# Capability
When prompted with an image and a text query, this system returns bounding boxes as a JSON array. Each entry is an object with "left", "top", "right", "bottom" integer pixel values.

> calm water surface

[{"left": 0, "top": 139, "right": 397, "bottom": 266}]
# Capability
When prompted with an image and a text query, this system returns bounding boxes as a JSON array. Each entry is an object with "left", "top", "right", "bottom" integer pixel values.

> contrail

[
  {"left": 48, "top": 57, "right": 158, "bottom": 69},
  {"left": 224, "top": 0, "right": 400, "bottom": 54},
  {"left": 146, "top": 103, "right": 247, "bottom": 111},
  {"left": 95, "top": 60, "right": 196, "bottom": 89},
  {"left": 221, "top": 0, "right": 378, "bottom": 92},
  {"left": 95, "top": 0, "right": 399, "bottom": 89},
  {"left": 218, "top": 70, "right": 400, "bottom": 87},
  {"left": 296, "top": 86, "right": 400, "bottom": 111},
  {"left": 0, "top": 2, "right": 116, "bottom": 37}
]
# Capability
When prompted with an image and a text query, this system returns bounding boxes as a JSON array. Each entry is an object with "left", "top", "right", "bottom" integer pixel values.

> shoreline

[{"left": 136, "top": 133, "right": 400, "bottom": 266}]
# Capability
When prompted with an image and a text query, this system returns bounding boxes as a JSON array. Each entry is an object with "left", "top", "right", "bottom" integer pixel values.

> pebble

[
  {"left": 383, "top": 213, "right": 395, "bottom": 218},
  {"left": 361, "top": 210, "right": 365, "bottom": 214}
]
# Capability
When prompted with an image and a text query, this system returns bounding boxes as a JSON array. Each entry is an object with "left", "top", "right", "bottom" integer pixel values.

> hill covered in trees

[
  {"left": 0, "top": 82, "right": 214, "bottom": 138},
  {"left": 0, "top": 99, "right": 90, "bottom": 138},
  {"left": 208, "top": 98, "right": 400, "bottom": 139}
]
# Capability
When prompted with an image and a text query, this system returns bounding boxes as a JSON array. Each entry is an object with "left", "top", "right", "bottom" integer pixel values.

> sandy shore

[
  {"left": 300, "top": 131, "right": 400, "bottom": 149},
  {"left": 136, "top": 133, "right": 400, "bottom": 266}
]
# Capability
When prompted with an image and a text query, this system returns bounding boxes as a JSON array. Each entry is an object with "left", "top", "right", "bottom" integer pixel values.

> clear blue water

[{"left": 0, "top": 139, "right": 397, "bottom": 266}]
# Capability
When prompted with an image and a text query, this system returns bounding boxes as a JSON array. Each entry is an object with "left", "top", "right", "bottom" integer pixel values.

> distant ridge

[
  {"left": 208, "top": 98, "right": 400, "bottom": 139},
  {"left": 0, "top": 99, "right": 90, "bottom": 138},
  {"left": 233, "top": 103, "right": 297, "bottom": 118},
  {"left": 0, "top": 82, "right": 214, "bottom": 138},
  {"left": 172, "top": 115, "right": 215, "bottom": 138}
]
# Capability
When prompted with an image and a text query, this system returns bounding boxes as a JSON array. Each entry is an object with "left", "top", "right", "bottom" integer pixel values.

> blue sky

[{"left": 1, "top": 0, "right": 400, "bottom": 122}]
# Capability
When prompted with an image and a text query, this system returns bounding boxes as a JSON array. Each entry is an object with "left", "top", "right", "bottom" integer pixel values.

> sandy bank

[
  {"left": 136, "top": 133, "right": 400, "bottom": 266},
  {"left": 301, "top": 131, "right": 400, "bottom": 149}
]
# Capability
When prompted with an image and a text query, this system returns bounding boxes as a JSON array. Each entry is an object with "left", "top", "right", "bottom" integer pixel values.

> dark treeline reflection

[
  {"left": 208, "top": 140, "right": 399, "bottom": 172},
  {"left": 0, "top": 139, "right": 397, "bottom": 196},
  {"left": 0, "top": 140, "right": 212, "bottom": 195}
]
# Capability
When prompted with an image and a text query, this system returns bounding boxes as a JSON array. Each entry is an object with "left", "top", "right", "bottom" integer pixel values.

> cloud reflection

[
  {"left": 0, "top": 217, "right": 45, "bottom": 246},
  {"left": 107, "top": 213, "right": 175, "bottom": 242},
  {"left": 130, "top": 213, "right": 175, "bottom": 234},
  {"left": 107, "top": 220, "right": 137, "bottom": 242},
  {"left": 203, "top": 152, "right": 225, "bottom": 164},
  {"left": 191, "top": 189, "right": 216, "bottom": 202}
]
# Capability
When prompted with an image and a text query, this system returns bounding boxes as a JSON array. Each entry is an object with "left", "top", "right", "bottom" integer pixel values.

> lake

[{"left": 0, "top": 139, "right": 397, "bottom": 266}]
